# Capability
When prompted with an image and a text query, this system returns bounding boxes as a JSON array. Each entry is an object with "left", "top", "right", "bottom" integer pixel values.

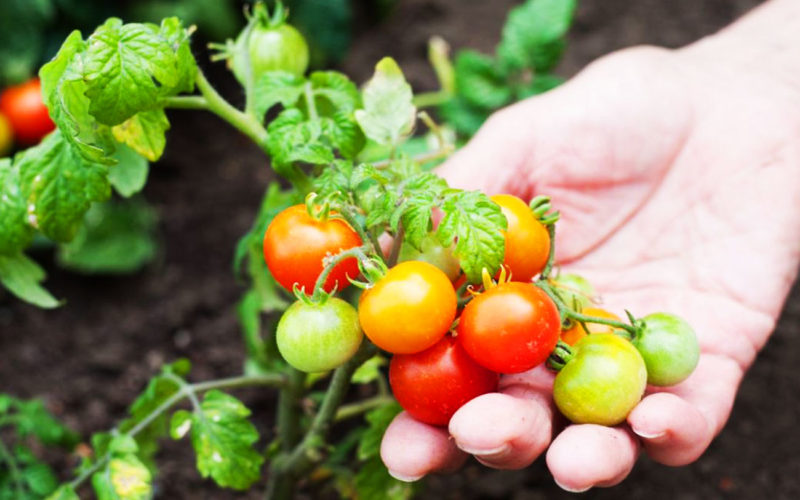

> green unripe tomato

[
  {"left": 276, "top": 298, "right": 362, "bottom": 372},
  {"left": 552, "top": 273, "right": 595, "bottom": 309},
  {"left": 632, "top": 312, "right": 699, "bottom": 386},
  {"left": 553, "top": 334, "right": 647, "bottom": 426},
  {"left": 232, "top": 21, "right": 309, "bottom": 85},
  {"left": 398, "top": 234, "right": 461, "bottom": 281}
]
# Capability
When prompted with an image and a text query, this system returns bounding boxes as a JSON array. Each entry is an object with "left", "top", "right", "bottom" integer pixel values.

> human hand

[{"left": 380, "top": 30, "right": 800, "bottom": 491}]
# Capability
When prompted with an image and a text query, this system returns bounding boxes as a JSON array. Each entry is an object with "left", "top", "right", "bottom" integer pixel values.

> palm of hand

[{"left": 382, "top": 46, "right": 800, "bottom": 490}]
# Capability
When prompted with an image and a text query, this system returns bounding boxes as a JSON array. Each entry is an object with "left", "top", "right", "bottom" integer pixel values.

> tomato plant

[
  {"left": 389, "top": 335, "right": 499, "bottom": 426},
  {"left": 359, "top": 261, "right": 457, "bottom": 354},
  {"left": 457, "top": 281, "right": 560, "bottom": 373},
  {"left": 552, "top": 333, "right": 647, "bottom": 425},
  {"left": 492, "top": 194, "right": 550, "bottom": 282},
  {"left": 632, "top": 312, "right": 700, "bottom": 386},
  {"left": 263, "top": 204, "right": 362, "bottom": 293},
  {"left": 276, "top": 297, "right": 363, "bottom": 372},
  {"left": 0, "top": 78, "right": 54, "bottom": 145}
]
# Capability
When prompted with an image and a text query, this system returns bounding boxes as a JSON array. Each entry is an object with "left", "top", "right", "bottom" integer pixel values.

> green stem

[
  {"left": 67, "top": 373, "right": 286, "bottom": 490},
  {"left": 303, "top": 82, "right": 319, "bottom": 121},
  {"left": 0, "top": 438, "right": 24, "bottom": 497},
  {"left": 311, "top": 246, "right": 371, "bottom": 302},
  {"left": 336, "top": 210, "right": 376, "bottom": 257},
  {"left": 195, "top": 69, "right": 269, "bottom": 149},
  {"left": 412, "top": 90, "right": 451, "bottom": 108},
  {"left": 162, "top": 95, "right": 210, "bottom": 110},
  {"left": 276, "top": 369, "right": 306, "bottom": 452},
  {"left": 267, "top": 342, "right": 377, "bottom": 499},
  {"left": 540, "top": 223, "right": 557, "bottom": 279},
  {"left": 537, "top": 281, "right": 638, "bottom": 335},
  {"left": 335, "top": 395, "right": 395, "bottom": 422}
]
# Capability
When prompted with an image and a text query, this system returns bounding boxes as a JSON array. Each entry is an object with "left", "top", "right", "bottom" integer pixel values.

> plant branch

[
  {"left": 312, "top": 246, "right": 371, "bottom": 301},
  {"left": 67, "top": 373, "right": 286, "bottom": 491},
  {"left": 195, "top": 69, "right": 269, "bottom": 148},
  {"left": 335, "top": 395, "right": 395, "bottom": 422},
  {"left": 162, "top": 95, "right": 210, "bottom": 110},
  {"left": 277, "top": 368, "right": 306, "bottom": 452},
  {"left": 412, "top": 90, "right": 451, "bottom": 108},
  {"left": 0, "top": 438, "right": 24, "bottom": 497},
  {"left": 303, "top": 82, "right": 319, "bottom": 121},
  {"left": 536, "top": 281, "right": 638, "bottom": 335}
]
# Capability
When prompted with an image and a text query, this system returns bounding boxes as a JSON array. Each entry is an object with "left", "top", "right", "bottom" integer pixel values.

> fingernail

[
  {"left": 553, "top": 477, "right": 592, "bottom": 493},
  {"left": 457, "top": 443, "right": 511, "bottom": 461},
  {"left": 631, "top": 426, "right": 667, "bottom": 441},
  {"left": 387, "top": 470, "right": 424, "bottom": 482}
]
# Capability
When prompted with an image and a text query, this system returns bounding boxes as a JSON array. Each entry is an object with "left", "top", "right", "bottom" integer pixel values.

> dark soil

[{"left": 4, "top": 0, "right": 797, "bottom": 498}]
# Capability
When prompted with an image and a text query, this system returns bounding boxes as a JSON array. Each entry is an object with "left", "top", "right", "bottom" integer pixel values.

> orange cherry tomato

[
  {"left": 359, "top": 261, "right": 457, "bottom": 354},
  {"left": 0, "top": 78, "right": 55, "bottom": 145},
  {"left": 491, "top": 194, "right": 550, "bottom": 282},
  {"left": 263, "top": 205, "right": 362, "bottom": 294},
  {"left": 560, "top": 308, "right": 621, "bottom": 346}
]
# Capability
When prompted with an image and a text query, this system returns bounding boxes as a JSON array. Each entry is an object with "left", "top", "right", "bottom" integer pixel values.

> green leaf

[
  {"left": 454, "top": 50, "right": 511, "bottom": 109},
  {"left": 169, "top": 409, "right": 192, "bottom": 439},
  {"left": 0, "top": 253, "right": 60, "bottom": 308},
  {"left": 83, "top": 18, "right": 195, "bottom": 125},
  {"left": 39, "top": 30, "right": 117, "bottom": 165},
  {"left": 357, "top": 401, "right": 402, "bottom": 460},
  {"left": 309, "top": 71, "right": 361, "bottom": 114},
  {"left": 438, "top": 95, "right": 490, "bottom": 137},
  {"left": 174, "top": 390, "right": 264, "bottom": 490},
  {"left": 321, "top": 112, "right": 366, "bottom": 159},
  {"left": 56, "top": 199, "right": 158, "bottom": 275},
  {"left": 437, "top": 190, "right": 506, "bottom": 283},
  {"left": 45, "top": 486, "right": 80, "bottom": 500},
  {"left": 22, "top": 462, "right": 59, "bottom": 495},
  {"left": 13, "top": 398, "right": 79, "bottom": 447},
  {"left": 111, "top": 109, "right": 171, "bottom": 162},
  {"left": 91, "top": 437, "right": 153, "bottom": 500},
  {"left": 266, "top": 109, "right": 334, "bottom": 167},
  {"left": 109, "top": 146, "right": 149, "bottom": 198},
  {"left": 516, "top": 73, "right": 565, "bottom": 99},
  {"left": 355, "top": 58, "right": 416, "bottom": 145},
  {"left": 0, "top": 159, "right": 35, "bottom": 255},
  {"left": 393, "top": 172, "right": 449, "bottom": 249},
  {"left": 351, "top": 355, "right": 386, "bottom": 385},
  {"left": 497, "top": 0, "right": 576, "bottom": 72},
  {"left": 354, "top": 457, "right": 419, "bottom": 500},
  {"left": 253, "top": 71, "right": 306, "bottom": 119},
  {"left": 17, "top": 130, "right": 111, "bottom": 242}
]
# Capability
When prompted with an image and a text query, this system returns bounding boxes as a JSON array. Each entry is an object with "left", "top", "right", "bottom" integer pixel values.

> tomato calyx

[
  {"left": 529, "top": 195, "right": 560, "bottom": 227},
  {"left": 546, "top": 340, "right": 575, "bottom": 371}
]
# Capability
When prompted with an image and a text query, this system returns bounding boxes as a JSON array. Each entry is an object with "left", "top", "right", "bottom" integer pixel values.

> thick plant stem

[
  {"left": 413, "top": 90, "right": 451, "bottom": 108},
  {"left": 335, "top": 395, "right": 395, "bottom": 421},
  {"left": 276, "top": 368, "right": 306, "bottom": 451},
  {"left": 266, "top": 342, "right": 378, "bottom": 500},
  {"left": 195, "top": 69, "right": 269, "bottom": 148},
  {"left": 162, "top": 95, "right": 210, "bottom": 110},
  {"left": 537, "top": 281, "right": 639, "bottom": 335},
  {"left": 540, "top": 224, "right": 557, "bottom": 279}
]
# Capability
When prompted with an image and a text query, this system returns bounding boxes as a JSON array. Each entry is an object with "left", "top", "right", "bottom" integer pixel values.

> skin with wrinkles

[{"left": 380, "top": 1, "right": 800, "bottom": 491}]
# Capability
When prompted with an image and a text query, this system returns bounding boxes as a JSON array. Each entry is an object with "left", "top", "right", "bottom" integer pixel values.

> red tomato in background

[
  {"left": 389, "top": 335, "right": 499, "bottom": 426},
  {"left": 263, "top": 205, "right": 362, "bottom": 294},
  {"left": 0, "top": 79, "right": 55, "bottom": 145},
  {"left": 457, "top": 281, "right": 560, "bottom": 373}
]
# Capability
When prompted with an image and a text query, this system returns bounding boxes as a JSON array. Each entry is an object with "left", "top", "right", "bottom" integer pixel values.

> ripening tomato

[
  {"left": 0, "top": 112, "right": 12, "bottom": 156},
  {"left": 552, "top": 273, "right": 595, "bottom": 309},
  {"left": 276, "top": 298, "right": 363, "bottom": 372},
  {"left": 359, "top": 261, "right": 456, "bottom": 354},
  {"left": 632, "top": 312, "right": 699, "bottom": 386},
  {"left": 457, "top": 282, "right": 560, "bottom": 373},
  {"left": 0, "top": 78, "right": 55, "bottom": 145},
  {"left": 553, "top": 333, "right": 647, "bottom": 425},
  {"left": 560, "top": 308, "right": 621, "bottom": 346},
  {"left": 263, "top": 205, "right": 362, "bottom": 294},
  {"left": 491, "top": 194, "right": 550, "bottom": 282},
  {"left": 390, "top": 335, "right": 499, "bottom": 426}
]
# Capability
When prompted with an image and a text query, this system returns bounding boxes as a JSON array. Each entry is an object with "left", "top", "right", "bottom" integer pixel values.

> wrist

[{"left": 680, "top": 0, "right": 800, "bottom": 91}]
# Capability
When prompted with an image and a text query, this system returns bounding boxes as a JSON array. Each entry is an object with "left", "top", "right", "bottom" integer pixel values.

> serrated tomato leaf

[
  {"left": 355, "top": 58, "right": 416, "bottom": 146},
  {"left": 0, "top": 158, "right": 34, "bottom": 255},
  {"left": 0, "top": 253, "right": 60, "bottom": 308},
  {"left": 112, "top": 109, "right": 171, "bottom": 162}
]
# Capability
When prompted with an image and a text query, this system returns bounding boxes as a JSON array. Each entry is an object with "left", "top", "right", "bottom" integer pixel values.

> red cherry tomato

[
  {"left": 389, "top": 335, "right": 499, "bottom": 426},
  {"left": 457, "top": 281, "right": 560, "bottom": 374},
  {"left": 491, "top": 194, "right": 550, "bottom": 282},
  {"left": 0, "top": 78, "right": 55, "bottom": 145},
  {"left": 263, "top": 205, "right": 362, "bottom": 293},
  {"left": 359, "top": 261, "right": 456, "bottom": 354}
]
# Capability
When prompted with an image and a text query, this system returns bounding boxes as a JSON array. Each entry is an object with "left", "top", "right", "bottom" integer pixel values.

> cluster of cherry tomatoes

[
  {"left": 262, "top": 194, "right": 700, "bottom": 428},
  {"left": 0, "top": 78, "right": 55, "bottom": 156}
]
